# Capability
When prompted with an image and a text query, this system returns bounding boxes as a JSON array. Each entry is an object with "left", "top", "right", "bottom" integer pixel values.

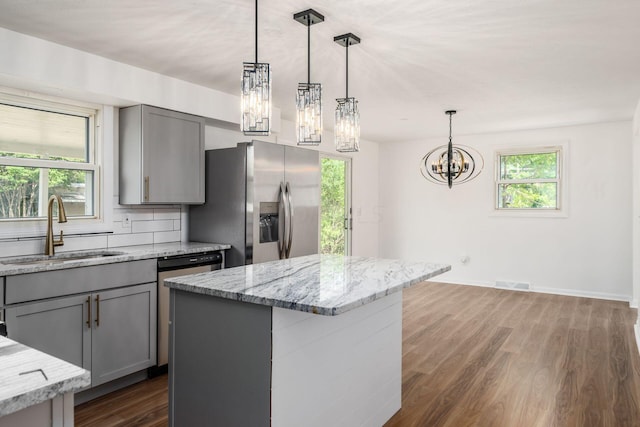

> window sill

[{"left": 489, "top": 209, "right": 568, "bottom": 219}]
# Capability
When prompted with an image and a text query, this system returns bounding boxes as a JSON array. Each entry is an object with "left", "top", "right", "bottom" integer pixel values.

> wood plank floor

[{"left": 75, "top": 282, "right": 640, "bottom": 427}]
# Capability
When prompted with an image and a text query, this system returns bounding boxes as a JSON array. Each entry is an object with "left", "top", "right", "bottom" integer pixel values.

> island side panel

[
  {"left": 271, "top": 292, "right": 403, "bottom": 427},
  {"left": 168, "top": 289, "right": 272, "bottom": 427}
]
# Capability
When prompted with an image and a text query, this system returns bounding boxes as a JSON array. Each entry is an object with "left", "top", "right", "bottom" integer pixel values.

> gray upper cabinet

[{"left": 119, "top": 105, "right": 205, "bottom": 204}]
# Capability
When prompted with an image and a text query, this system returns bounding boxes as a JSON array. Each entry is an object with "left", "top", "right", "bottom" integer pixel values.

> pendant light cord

[
  {"left": 254, "top": 0, "right": 258, "bottom": 64},
  {"left": 449, "top": 112, "right": 452, "bottom": 144},
  {"left": 345, "top": 43, "right": 349, "bottom": 98},
  {"left": 307, "top": 24, "right": 311, "bottom": 84}
]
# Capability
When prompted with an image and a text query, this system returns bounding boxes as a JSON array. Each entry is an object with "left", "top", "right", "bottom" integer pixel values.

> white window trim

[
  {"left": 491, "top": 142, "right": 569, "bottom": 218},
  {"left": 0, "top": 89, "right": 113, "bottom": 239}
]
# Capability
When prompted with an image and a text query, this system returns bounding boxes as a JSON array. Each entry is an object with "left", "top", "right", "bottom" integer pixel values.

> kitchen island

[
  {"left": 0, "top": 336, "right": 90, "bottom": 427},
  {"left": 165, "top": 254, "right": 450, "bottom": 427}
]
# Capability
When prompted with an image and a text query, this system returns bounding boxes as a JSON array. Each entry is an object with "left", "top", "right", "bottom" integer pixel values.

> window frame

[
  {"left": 0, "top": 89, "right": 112, "bottom": 239},
  {"left": 493, "top": 143, "right": 569, "bottom": 218}
]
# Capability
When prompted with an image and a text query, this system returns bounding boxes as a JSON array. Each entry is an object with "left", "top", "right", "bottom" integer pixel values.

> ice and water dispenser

[{"left": 259, "top": 202, "right": 279, "bottom": 243}]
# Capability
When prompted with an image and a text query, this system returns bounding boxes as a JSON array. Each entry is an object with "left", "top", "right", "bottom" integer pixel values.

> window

[
  {"left": 0, "top": 92, "right": 100, "bottom": 224},
  {"left": 496, "top": 147, "right": 562, "bottom": 210}
]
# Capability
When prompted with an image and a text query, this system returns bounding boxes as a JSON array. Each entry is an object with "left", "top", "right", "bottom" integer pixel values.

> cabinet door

[
  {"left": 91, "top": 283, "right": 157, "bottom": 386},
  {"left": 5, "top": 294, "right": 91, "bottom": 371},
  {"left": 142, "top": 105, "right": 205, "bottom": 204}
]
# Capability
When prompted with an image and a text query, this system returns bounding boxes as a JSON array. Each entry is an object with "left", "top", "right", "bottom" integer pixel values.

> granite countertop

[
  {"left": 165, "top": 254, "right": 451, "bottom": 316},
  {"left": 0, "top": 336, "right": 90, "bottom": 417},
  {"left": 0, "top": 241, "right": 231, "bottom": 276}
]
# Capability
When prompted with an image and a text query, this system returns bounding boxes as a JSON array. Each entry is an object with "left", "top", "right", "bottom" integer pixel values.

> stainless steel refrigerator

[{"left": 189, "top": 140, "right": 320, "bottom": 267}]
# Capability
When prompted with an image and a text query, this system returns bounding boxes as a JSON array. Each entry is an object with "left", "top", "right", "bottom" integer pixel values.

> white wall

[
  {"left": 379, "top": 121, "right": 633, "bottom": 301},
  {"left": 633, "top": 100, "right": 640, "bottom": 308},
  {"left": 204, "top": 120, "right": 380, "bottom": 258},
  {"left": 0, "top": 27, "right": 280, "bottom": 130}
]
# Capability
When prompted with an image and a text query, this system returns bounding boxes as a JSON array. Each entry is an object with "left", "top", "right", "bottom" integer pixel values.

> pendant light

[
  {"left": 294, "top": 9, "right": 324, "bottom": 145},
  {"left": 241, "top": 0, "right": 271, "bottom": 136},
  {"left": 334, "top": 33, "right": 361, "bottom": 152},
  {"left": 420, "top": 110, "right": 483, "bottom": 188}
]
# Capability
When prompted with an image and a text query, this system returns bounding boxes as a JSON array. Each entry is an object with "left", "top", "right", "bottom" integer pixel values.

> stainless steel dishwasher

[{"left": 157, "top": 252, "right": 223, "bottom": 368}]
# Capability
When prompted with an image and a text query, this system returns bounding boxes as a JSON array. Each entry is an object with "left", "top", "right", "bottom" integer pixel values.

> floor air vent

[{"left": 495, "top": 281, "right": 530, "bottom": 291}]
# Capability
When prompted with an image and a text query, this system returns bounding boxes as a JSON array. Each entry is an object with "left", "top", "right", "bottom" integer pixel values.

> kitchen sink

[{"left": 0, "top": 250, "right": 126, "bottom": 266}]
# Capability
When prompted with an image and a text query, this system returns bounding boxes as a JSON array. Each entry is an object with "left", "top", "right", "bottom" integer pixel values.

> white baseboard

[
  {"left": 532, "top": 286, "right": 630, "bottom": 303},
  {"left": 432, "top": 279, "right": 631, "bottom": 303},
  {"left": 432, "top": 279, "right": 494, "bottom": 288}
]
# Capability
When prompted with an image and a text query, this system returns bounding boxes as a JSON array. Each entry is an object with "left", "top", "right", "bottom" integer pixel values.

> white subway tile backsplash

[
  {"left": 129, "top": 211, "right": 155, "bottom": 221},
  {"left": 154, "top": 208, "right": 181, "bottom": 220},
  {"left": 0, "top": 204, "right": 185, "bottom": 257},
  {"left": 132, "top": 220, "right": 174, "bottom": 233},
  {"left": 111, "top": 208, "right": 127, "bottom": 222},
  {"left": 107, "top": 232, "right": 153, "bottom": 248},
  {"left": 154, "top": 230, "right": 181, "bottom": 244},
  {"left": 111, "top": 221, "right": 132, "bottom": 234},
  {"left": 0, "top": 239, "right": 41, "bottom": 258},
  {"left": 57, "top": 235, "right": 108, "bottom": 252}
]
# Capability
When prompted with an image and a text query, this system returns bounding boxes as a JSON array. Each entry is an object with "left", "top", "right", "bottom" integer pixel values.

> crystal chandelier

[
  {"left": 334, "top": 33, "right": 361, "bottom": 152},
  {"left": 294, "top": 9, "right": 324, "bottom": 145},
  {"left": 241, "top": 0, "right": 271, "bottom": 136},
  {"left": 420, "top": 110, "right": 483, "bottom": 188}
]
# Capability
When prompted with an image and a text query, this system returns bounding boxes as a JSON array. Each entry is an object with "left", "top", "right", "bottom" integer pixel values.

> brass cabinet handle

[
  {"left": 144, "top": 176, "right": 150, "bottom": 202},
  {"left": 86, "top": 296, "right": 91, "bottom": 328},
  {"left": 95, "top": 295, "right": 100, "bottom": 327}
]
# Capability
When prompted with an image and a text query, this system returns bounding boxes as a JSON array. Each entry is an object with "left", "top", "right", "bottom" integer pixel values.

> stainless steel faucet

[{"left": 45, "top": 194, "right": 67, "bottom": 256}]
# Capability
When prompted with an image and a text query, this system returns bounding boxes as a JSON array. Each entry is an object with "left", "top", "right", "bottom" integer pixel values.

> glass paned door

[{"left": 320, "top": 155, "right": 352, "bottom": 255}]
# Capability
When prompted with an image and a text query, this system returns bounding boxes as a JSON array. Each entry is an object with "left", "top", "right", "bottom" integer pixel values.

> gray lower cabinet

[
  {"left": 91, "top": 284, "right": 156, "bottom": 386},
  {"left": 6, "top": 282, "right": 156, "bottom": 388},
  {"left": 5, "top": 294, "right": 91, "bottom": 371}
]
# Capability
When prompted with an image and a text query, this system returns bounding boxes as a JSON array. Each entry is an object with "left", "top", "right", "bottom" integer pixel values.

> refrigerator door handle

[
  {"left": 285, "top": 182, "right": 294, "bottom": 258},
  {"left": 278, "top": 182, "right": 287, "bottom": 259}
]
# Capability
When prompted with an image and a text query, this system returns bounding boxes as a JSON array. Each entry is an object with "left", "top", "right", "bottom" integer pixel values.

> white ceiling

[{"left": 0, "top": 0, "right": 639, "bottom": 143}]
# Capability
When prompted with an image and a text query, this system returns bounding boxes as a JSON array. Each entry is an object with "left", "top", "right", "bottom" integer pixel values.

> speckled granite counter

[
  {"left": 165, "top": 254, "right": 450, "bottom": 316},
  {"left": 167, "top": 255, "right": 450, "bottom": 427},
  {"left": 0, "top": 336, "right": 90, "bottom": 417},
  {"left": 0, "top": 241, "right": 230, "bottom": 276}
]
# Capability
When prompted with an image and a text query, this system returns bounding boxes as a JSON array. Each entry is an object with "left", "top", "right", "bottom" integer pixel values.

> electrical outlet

[{"left": 123, "top": 214, "right": 130, "bottom": 227}]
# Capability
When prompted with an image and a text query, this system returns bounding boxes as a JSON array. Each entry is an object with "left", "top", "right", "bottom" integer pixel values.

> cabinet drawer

[{"left": 5, "top": 259, "right": 156, "bottom": 304}]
